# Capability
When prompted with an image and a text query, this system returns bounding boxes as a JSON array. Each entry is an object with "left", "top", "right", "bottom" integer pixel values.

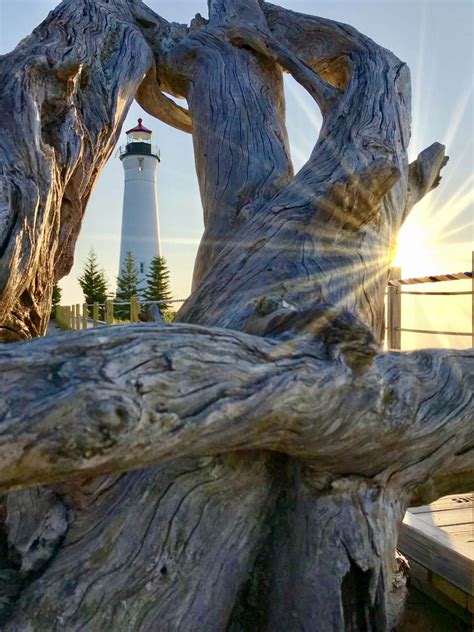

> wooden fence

[
  {"left": 57, "top": 252, "right": 474, "bottom": 348},
  {"left": 56, "top": 297, "right": 144, "bottom": 330}
]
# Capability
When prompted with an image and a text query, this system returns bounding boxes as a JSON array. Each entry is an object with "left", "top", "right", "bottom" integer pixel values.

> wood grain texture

[
  {"left": 0, "top": 0, "right": 468, "bottom": 629},
  {"left": 0, "top": 325, "right": 472, "bottom": 629},
  {"left": 0, "top": 325, "right": 472, "bottom": 496},
  {"left": 177, "top": 3, "right": 447, "bottom": 342},
  {"left": 169, "top": 0, "right": 295, "bottom": 289},
  {"left": 168, "top": 7, "right": 449, "bottom": 626},
  {"left": 0, "top": 0, "right": 186, "bottom": 343},
  {"left": 400, "top": 510, "right": 474, "bottom": 594}
]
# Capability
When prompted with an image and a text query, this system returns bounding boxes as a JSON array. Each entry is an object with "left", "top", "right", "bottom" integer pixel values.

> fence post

[
  {"left": 82, "top": 304, "right": 88, "bottom": 330},
  {"left": 93, "top": 303, "right": 99, "bottom": 328},
  {"left": 64, "top": 306, "right": 71, "bottom": 329},
  {"left": 130, "top": 296, "right": 140, "bottom": 323},
  {"left": 472, "top": 251, "right": 473, "bottom": 348},
  {"left": 388, "top": 266, "right": 402, "bottom": 350},
  {"left": 56, "top": 306, "right": 62, "bottom": 327},
  {"left": 75, "top": 303, "right": 81, "bottom": 330},
  {"left": 71, "top": 304, "right": 76, "bottom": 330},
  {"left": 105, "top": 299, "right": 114, "bottom": 325},
  {"left": 59, "top": 306, "right": 66, "bottom": 329}
]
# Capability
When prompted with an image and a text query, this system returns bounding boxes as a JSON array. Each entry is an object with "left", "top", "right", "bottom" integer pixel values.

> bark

[
  {"left": 0, "top": 0, "right": 186, "bottom": 343},
  {"left": 170, "top": 0, "right": 295, "bottom": 289},
  {"left": 0, "top": 0, "right": 467, "bottom": 630},
  {"left": 0, "top": 325, "right": 472, "bottom": 497}
]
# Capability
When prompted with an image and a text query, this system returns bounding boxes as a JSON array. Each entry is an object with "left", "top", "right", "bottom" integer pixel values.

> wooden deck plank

[
  {"left": 410, "top": 494, "right": 474, "bottom": 514},
  {"left": 434, "top": 523, "right": 474, "bottom": 537},
  {"left": 402, "top": 512, "right": 473, "bottom": 558},
  {"left": 409, "top": 507, "right": 474, "bottom": 528},
  {"left": 399, "top": 494, "right": 474, "bottom": 595}
]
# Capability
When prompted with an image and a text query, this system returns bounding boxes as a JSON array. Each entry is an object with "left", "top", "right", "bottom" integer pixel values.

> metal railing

[
  {"left": 57, "top": 252, "right": 474, "bottom": 349},
  {"left": 118, "top": 143, "right": 161, "bottom": 160},
  {"left": 386, "top": 251, "right": 474, "bottom": 349}
]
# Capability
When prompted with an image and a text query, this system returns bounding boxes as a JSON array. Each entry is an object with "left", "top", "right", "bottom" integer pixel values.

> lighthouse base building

[{"left": 118, "top": 119, "right": 161, "bottom": 286}]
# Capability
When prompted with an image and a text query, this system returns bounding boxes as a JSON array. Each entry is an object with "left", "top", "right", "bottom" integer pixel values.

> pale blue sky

[{"left": 1, "top": 0, "right": 472, "bottom": 348}]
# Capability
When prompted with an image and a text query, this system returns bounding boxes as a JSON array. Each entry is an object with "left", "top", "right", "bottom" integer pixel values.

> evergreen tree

[
  {"left": 78, "top": 248, "right": 109, "bottom": 314},
  {"left": 51, "top": 282, "right": 62, "bottom": 317},
  {"left": 144, "top": 255, "right": 173, "bottom": 316},
  {"left": 116, "top": 252, "right": 142, "bottom": 318}
]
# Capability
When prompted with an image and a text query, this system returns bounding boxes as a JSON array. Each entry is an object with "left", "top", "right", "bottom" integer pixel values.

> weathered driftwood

[
  {"left": 0, "top": 0, "right": 186, "bottom": 343},
  {"left": 0, "top": 0, "right": 471, "bottom": 630},
  {"left": 0, "top": 325, "right": 472, "bottom": 496},
  {"left": 138, "top": 302, "right": 166, "bottom": 323}
]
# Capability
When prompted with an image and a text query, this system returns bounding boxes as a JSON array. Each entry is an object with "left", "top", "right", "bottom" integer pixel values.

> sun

[
  {"left": 392, "top": 184, "right": 473, "bottom": 279},
  {"left": 392, "top": 215, "right": 438, "bottom": 277}
]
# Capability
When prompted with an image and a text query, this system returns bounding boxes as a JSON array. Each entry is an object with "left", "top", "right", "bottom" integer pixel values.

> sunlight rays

[
  {"left": 442, "top": 85, "right": 473, "bottom": 150},
  {"left": 395, "top": 203, "right": 472, "bottom": 277},
  {"left": 283, "top": 34, "right": 472, "bottom": 349},
  {"left": 393, "top": 215, "right": 438, "bottom": 275},
  {"left": 396, "top": 173, "right": 473, "bottom": 276}
]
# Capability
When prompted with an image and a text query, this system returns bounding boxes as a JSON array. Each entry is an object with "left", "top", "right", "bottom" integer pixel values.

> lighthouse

[{"left": 118, "top": 118, "right": 161, "bottom": 285}]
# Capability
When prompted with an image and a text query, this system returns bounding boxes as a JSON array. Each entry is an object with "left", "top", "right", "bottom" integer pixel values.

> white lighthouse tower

[{"left": 118, "top": 118, "right": 161, "bottom": 285}]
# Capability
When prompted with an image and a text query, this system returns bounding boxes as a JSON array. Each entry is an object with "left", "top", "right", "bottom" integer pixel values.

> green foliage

[
  {"left": 51, "top": 283, "right": 62, "bottom": 317},
  {"left": 164, "top": 310, "right": 176, "bottom": 323},
  {"left": 78, "top": 248, "right": 109, "bottom": 314},
  {"left": 116, "top": 251, "right": 142, "bottom": 319},
  {"left": 116, "top": 251, "right": 142, "bottom": 299},
  {"left": 144, "top": 256, "right": 173, "bottom": 316}
]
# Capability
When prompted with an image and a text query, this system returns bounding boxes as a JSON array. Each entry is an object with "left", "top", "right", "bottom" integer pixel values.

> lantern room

[{"left": 119, "top": 118, "right": 160, "bottom": 161}]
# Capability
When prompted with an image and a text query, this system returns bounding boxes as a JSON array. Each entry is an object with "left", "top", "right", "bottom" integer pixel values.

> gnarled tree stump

[{"left": 0, "top": 1, "right": 471, "bottom": 630}]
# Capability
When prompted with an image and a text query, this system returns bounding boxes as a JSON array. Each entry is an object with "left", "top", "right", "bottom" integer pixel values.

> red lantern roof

[{"left": 126, "top": 118, "right": 152, "bottom": 135}]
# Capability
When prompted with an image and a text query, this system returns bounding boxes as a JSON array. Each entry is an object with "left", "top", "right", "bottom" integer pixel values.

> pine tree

[
  {"left": 51, "top": 283, "right": 62, "bottom": 317},
  {"left": 116, "top": 252, "right": 142, "bottom": 319},
  {"left": 144, "top": 256, "right": 173, "bottom": 317},
  {"left": 78, "top": 248, "right": 109, "bottom": 315}
]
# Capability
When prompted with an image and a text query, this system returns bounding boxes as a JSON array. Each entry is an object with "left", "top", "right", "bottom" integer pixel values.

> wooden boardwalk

[{"left": 398, "top": 494, "right": 474, "bottom": 626}]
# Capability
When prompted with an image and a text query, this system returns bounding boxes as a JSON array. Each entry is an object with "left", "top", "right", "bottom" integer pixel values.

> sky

[{"left": 0, "top": 0, "right": 472, "bottom": 349}]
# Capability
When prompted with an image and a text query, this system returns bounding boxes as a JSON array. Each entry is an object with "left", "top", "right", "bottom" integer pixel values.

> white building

[{"left": 118, "top": 119, "right": 161, "bottom": 286}]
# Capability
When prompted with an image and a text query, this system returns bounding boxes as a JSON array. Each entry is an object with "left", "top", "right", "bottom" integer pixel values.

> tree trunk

[{"left": 0, "top": 1, "right": 468, "bottom": 631}]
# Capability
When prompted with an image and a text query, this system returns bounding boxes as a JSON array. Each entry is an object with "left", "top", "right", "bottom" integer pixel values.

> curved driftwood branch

[
  {"left": 403, "top": 142, "right": 449, "bottom": 221},
  {"left": 136, "top": 68, "right": 192, "bottom": 133},
  {"left": 263, "top": 2, "right": 359, "bottom": 88},
  {"left": 0, "top": 0, "right": 187, "bottom": 343},
  {"left": 0, "top": 324, "right": 472, "bottom": 496},
  {"left": 227, "top": 24, "right": 342, "bottom": 113},
  {"left": 410, "top": 449, "right": 474, "bottom": 506},
  {"left": 177, "top": 2, "right": 415, "bottom": 338},
  {"left": 0, "top": 0, "right": 467, "bottom": 629},
  {"left": 157, "top": 0, "right": 295, "bottom": 290}
]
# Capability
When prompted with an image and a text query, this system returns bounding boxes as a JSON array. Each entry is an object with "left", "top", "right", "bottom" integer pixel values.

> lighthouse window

[
  {"left": 140, "top": 262, "right": 144, "bottom": 273},
  {"left": 138, "top": 158, "right": 144, "bottom": 171}
]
